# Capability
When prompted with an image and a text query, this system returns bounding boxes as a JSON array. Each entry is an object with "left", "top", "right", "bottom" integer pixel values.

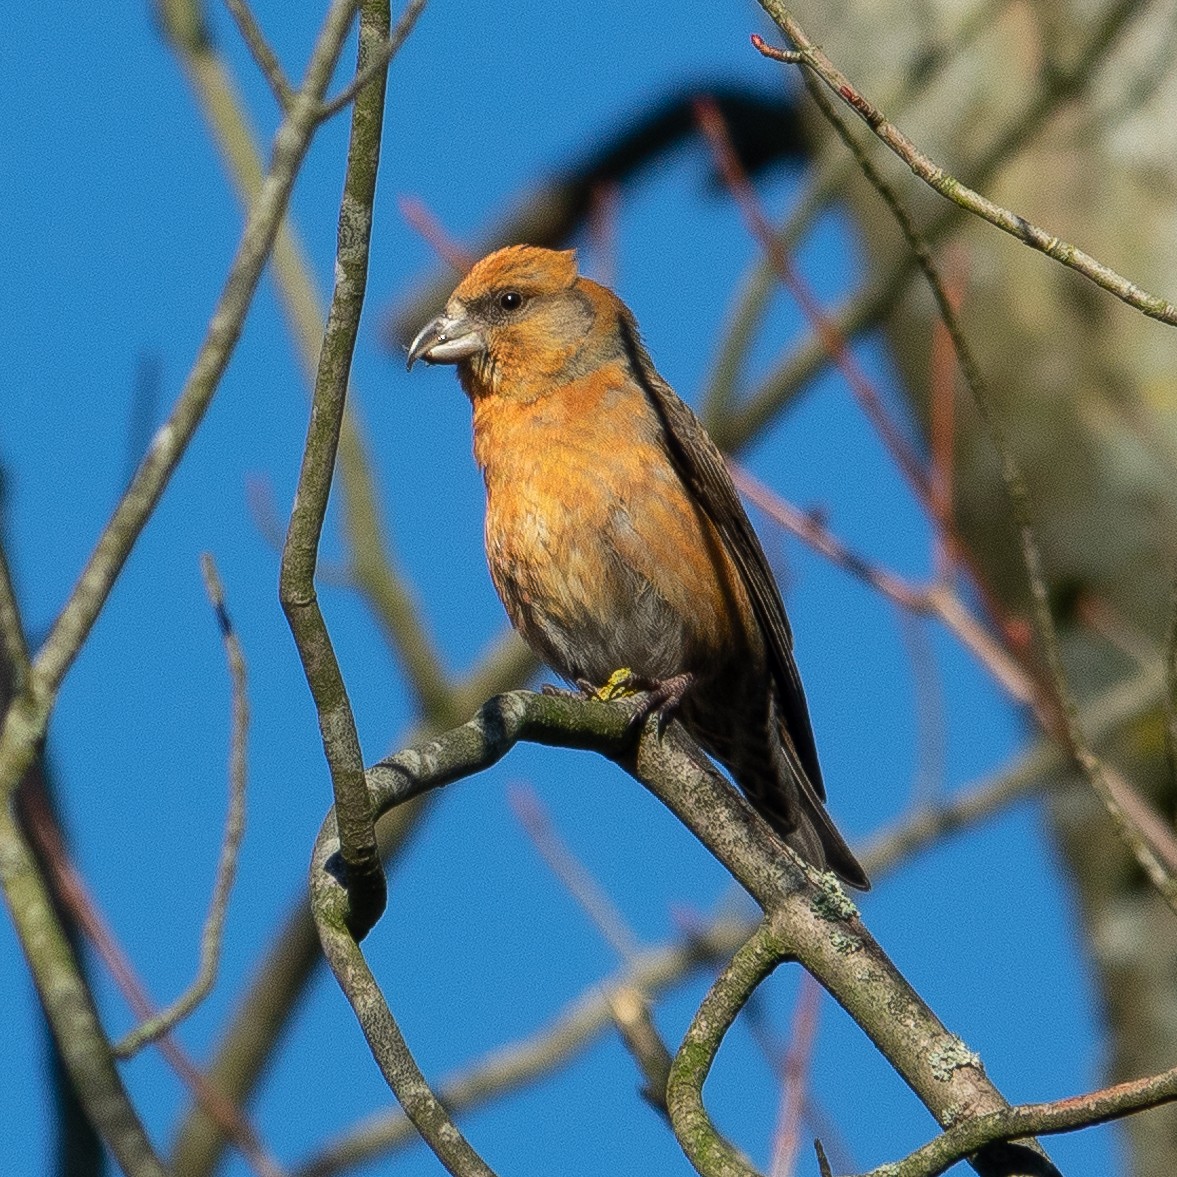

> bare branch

[
  {"left": 777, "top": 22, "right": 1177, "bottom": 911},
  {"left": 281, "top": 0, "right": 425, "bottom": 936},
  {"left": 668, "top": 920, "right": 783, "bottom": 1177},
  {"left": 310, "top": 691, "right": 1057, "bottom": 1176},
  {"left": 27, "top": 0, "right": 360, "bottom": 710}
]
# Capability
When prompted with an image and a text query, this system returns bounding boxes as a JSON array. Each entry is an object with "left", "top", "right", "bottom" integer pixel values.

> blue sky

[{"left": 2, "top": 2, "right": 1114, "bottom": 1175}]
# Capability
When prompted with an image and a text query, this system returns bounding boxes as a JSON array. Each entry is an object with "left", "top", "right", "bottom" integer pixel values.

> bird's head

[{"left": 407, "top": 245, "right": 620, "bottom": 401}]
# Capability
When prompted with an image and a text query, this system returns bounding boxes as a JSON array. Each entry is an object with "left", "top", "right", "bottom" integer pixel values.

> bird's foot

[
  {"left": 581, "top": 668, "right": 695, "bottom": 736},
  {"left": 636, "top": 672, "right": 695, "bottom": 735}
]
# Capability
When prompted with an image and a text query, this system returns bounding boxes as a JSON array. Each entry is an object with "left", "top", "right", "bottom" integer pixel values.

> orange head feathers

[
  {"left": 407, "top": 245, "right": 632, "bottom": 403},
  {"left": 407, "top": 245, "right": 868, "bottom": 890}
]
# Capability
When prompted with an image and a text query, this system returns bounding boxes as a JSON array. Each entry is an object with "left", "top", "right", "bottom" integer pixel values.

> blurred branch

[
  {"left": 1166, "top": 578, "right": 1177, "bottom": 791},
  {"left": 0, "top": 804, "right": 168, "bottom": 1177},
  {"left": 0, "top": 5, "right": 361, "bottom": 1174},
  {"left": 158, "top": 0, "right": 453, "bottom": 729},
  {"left": 719, "top": 0, "right": 1144, "bottom": 452},
  {"left": 753, "top": 6, "right": 1177, "bottom": 327},
  {"left": 280, "top": 0, "right": 411, "bottom": 938},
  {"left": 731, "top": 466, "right": 1036, "bottom": 707},
  {"left": 17, "top": 620, "right": 282, "bottom": 1176},
  {"left": 26, "top": 0, "right": 355, "bottom": 705},
  {"left": 310, "top": 690, "right": 1057, "bottom": 1176},
  {"left": 293, "top": 916, "right": 748, "bottom": 1177},
  {"left": 768, "top": 975, "right": 821, "bottom": 1177},
  {"left": 696, "top": 96, "right": 931, "bottom": 511},
  {"left": 382, "top": 86, "right": 810, "bottom": 350},
  {"left": 115, "top": 556, "right": 249, "bottom": 1057},
  {"left": 701, "top": 0, "right": 1007, "bottom": 420},
  {"left": 2, "top": 515, "right": 104, "bottom": 1177},
  {"left": 508, "top": 782, "right": 642, "bottom": 962},
  {"left": 608, "top": 984, "right": 675, "bottom": 1116},
  {"left": 224, "top": 0, "right": 294, "bottom": 109}
]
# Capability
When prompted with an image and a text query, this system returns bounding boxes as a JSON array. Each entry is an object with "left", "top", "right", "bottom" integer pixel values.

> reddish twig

[
  {"left": 730, "top": 462, "right": 1038, "bottom": 707},
  {"left": 398, "top": 195, "right": 477, "bottom": 273},
  {"left": 694, "top": 96, "right": 932, "bottom": 512},
  {"left": 15, "top": 784, "right": 286, "bottom": 1177},
  {"left": 508, "top": 782, "right": 643, "bottom": 963},
  {"left": 769, "top": 975, "right": 822, "bottom": 1177},
  {"left": 750, "top": 13, "right": 1177, "bottom": 326}
]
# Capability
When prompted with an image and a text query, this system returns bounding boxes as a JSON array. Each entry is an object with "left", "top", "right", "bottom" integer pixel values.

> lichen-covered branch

[{"left": 310, "top": 691, "right": 1056, "bottom": 1176}]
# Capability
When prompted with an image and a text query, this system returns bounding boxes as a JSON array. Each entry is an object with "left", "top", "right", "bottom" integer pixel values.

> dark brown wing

[{"left": 615, "top": 312, "right": 825, "bottom": 800}]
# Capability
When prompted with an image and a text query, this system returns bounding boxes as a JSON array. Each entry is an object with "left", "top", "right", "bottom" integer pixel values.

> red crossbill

[{"left": 408, "top": 245, "right": 867, "bottom": 889}]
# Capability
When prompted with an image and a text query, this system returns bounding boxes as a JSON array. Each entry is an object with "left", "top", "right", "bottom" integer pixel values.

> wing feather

[{"left": 615, "top": 313, "right": 826, "bottom": 800}]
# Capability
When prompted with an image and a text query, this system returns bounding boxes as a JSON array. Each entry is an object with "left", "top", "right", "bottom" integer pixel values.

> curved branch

[{"left": 667, "top": 919, "right": 785, "bottom": 1177}]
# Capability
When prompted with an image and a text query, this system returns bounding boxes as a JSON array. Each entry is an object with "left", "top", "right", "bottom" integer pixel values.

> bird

[{"left": 407, "top": 245, "right": 868, "bottom": 890}]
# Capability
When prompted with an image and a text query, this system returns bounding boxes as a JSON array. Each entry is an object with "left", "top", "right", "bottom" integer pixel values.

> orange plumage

[{"left": 408, "top": 245, "right": 867, "bottom": 889}]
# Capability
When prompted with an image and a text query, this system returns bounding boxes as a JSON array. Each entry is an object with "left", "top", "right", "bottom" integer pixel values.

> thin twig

[
  {"left": 873, "top": 1064, "right": 1177, "bottom": 1177},
  {"left": 725, "top": 0, "right": 1145, "bottom": 452},
  {"left": 17, "top": 764, "right": 284, "bottom": 1177},
  {"left": 0, "top": 805, "right": 169, "bottom": 1177},
  {"left": 316, "top": 0, "right": 426, "bottom": 123},
  {"left": 27, "top": 0, "right": 359, "bottom": 708},
  {"left": 116, "top": 555, "right": 249, "bottom": 1055},
  {"left": 928, "top": 263, "right": 963, "bottom": 584},
  {"left": 752, "top": 5, "right": 1177, "bottom": 326},
  {"left": 768, "top": 975, "right": 821, "bottom": 1177},
  {"left": 290, "top": 657, "right": 1162, "bottom": 1177},
  {"left": 292, "top": 917, "right": 749, "bottom": 1177},
  {"left": 701, "top": 0, "right": 1009, "bottom": 419},
  {"left": 731, "top": 464, "right": 1037, "bottom": 706},
  {"left": 399, "top": 195, "right": 477, "bottom": 272},
  {"left": 224, "top": 0, "right": 295, "bottom": 109},
  {"left": 695, "top": 96, "right": 932, "bottom": 510},
  {"left": 311, "top": 691, "right": 1057, "bottom": 1175}
]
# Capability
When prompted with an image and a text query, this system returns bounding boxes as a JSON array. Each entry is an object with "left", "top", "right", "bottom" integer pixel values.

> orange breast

[{"left": 471, "top": 369, "right": 755, "bottom": 685}]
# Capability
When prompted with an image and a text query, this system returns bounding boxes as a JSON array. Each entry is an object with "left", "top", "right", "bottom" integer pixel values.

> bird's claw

[{"left": 583, "top": 668, "right": 695, "bottom": 736}]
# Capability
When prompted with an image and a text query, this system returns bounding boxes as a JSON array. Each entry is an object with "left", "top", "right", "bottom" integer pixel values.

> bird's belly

[{"left": 485, "top": 498, "right": 698, "bottom": 687}]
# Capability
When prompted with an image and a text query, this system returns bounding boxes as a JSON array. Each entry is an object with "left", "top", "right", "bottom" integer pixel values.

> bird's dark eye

[{"left": 498, "top": 290, "right": 524, "bottom": 311}]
